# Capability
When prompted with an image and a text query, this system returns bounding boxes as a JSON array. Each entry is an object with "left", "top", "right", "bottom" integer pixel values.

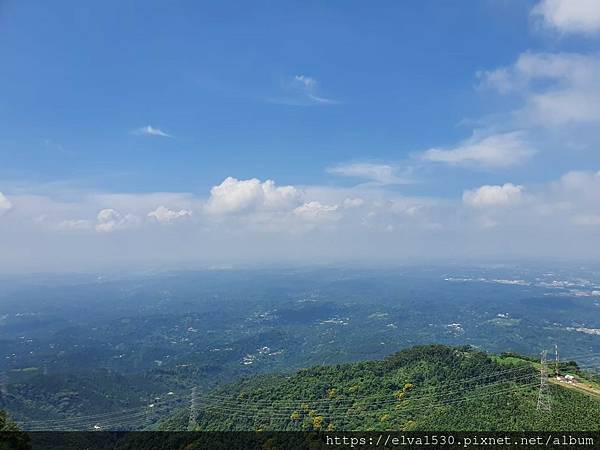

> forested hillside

[{"left": 159, "top": 345, "right": 600, "bottom": 431}]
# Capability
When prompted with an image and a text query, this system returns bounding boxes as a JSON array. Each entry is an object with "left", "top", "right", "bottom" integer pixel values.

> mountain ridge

[{"left": 158, "top": 344, "right": 600, "bottom": 431}]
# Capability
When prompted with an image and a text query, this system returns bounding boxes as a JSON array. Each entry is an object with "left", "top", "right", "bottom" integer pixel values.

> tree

[{"left": 0, "top": 410, "right": 31, "bottom": 450}]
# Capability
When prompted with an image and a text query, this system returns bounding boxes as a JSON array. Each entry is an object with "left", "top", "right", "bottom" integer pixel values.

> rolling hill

[{"left": 159, "top": 344, "right": 600, "bottom": 431}]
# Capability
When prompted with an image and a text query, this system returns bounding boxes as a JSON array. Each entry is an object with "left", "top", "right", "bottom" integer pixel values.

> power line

[
  {"left": 199, "top": 376, "right": 538, "bottom": 411},
  {"left": 192, "top": 359, "right": 600, "bottom": 418},
  {"left": 19, "top": 395, "right": 184, "bottom": 425},
  {"left": 18, "top": 364, "right": 535, "bottom": 428},
  {"left": 201, "top": 381, "right": 540, "bottom": 421},
  {"left": 18, "top": 370, "right": 537, "bottom": 430},
  {"left": 196, "top": 364, "right": 536, "bottom": 407},
  {"left": 16, "top": 362, "right": 556, "bottom": 430},
  {"left": 17, "top": 353, "right": 600, "bottom": 431},
  {"left": 23, "top": 397, "right": 185, "bottom": 431},
  {"left": 197, "top": 373, "right": 539, "bottom": 418}
]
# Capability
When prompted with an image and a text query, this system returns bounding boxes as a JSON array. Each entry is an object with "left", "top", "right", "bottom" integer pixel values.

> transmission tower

[
  {"left": 554, "top": 344, "right": 560, "bottom": 378},
  {"left": 536, "top": 350, "right": 551, "bottom": 413},
  {"left": 188, "top": 387, "right": 199, "bottom": 431}
]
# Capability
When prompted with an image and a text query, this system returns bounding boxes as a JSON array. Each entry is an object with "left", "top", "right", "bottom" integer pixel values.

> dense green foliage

[
  {"left": 0, "top": 410, "right": 30, "bottom": 450},
  {"left": 160, "top": 345, "right": 600, "bottom": 431},
  {"left": 0, "top": 410, "right": 20, "bottom": 432},
  {"left": 1, "top": 369, "right": 170, "bottom": 423}
]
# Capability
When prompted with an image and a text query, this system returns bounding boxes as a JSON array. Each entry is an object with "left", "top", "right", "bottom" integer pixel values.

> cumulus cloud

[
  {"left": 205, "top": 177, "right": 302, "bottom": 215},
  {"left": 422, "top": 132, "right": 535, "bottom": 168},
  {"left": 0, "top": 192, "right": 13, "bottom": 216},
  {"left": 328, "top": 163, "right": 411, "bottom": 184},
  {"left": 4, "top": 169, "right": 600, "bottom": 270},
  {"left": 148, "top": 206, "right": 192, "bottom": 224},
  {"left": 463, "top": 183, "right": 524, "bottom": 208},
  {"left": 479, "top": 52, "right": 600, "bottom": 126},
  {"left": 95, "top": 209, "right": 140, "bottom": 233},
  {"left": 532, "top": 0, "right": 600, "bottom": 35},
  {"left": 132, "top": 125, "right": 172, "bottom": 138},
  {"left": 460, "top": 170, "right": 600, "bottom": 230}
]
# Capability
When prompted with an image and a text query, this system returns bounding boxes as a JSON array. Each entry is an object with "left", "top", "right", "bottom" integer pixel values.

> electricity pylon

[
  {"left": 188, "top": 387, "right": 199, "bottom": 431},
  {"left": 554, "top": 344, "right": 560, "bottom": 378},
  {"left": 536, "top": 350, "right": 551, "bottom": 413}
]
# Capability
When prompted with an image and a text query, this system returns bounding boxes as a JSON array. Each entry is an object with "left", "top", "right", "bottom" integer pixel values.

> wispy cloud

[
  {"left": 294, "top": 75, "right": 317, "bottom": 89},
  {"left": 421, "top": 131, "right": 536, "bottom": 169},
  {"left": 328, "top": 163, "right": 413, "bottom": 185},
  {"left": 478, "top": 52, "right": 600, "bottom": 126},
  {"left": 268, "top": 74, "right": 339, "bottom": 106},
  {"left": 58, "top": 219, "right": 93, "bottom": 231},
  {"left": 132, "top": 125, "right": 173, "bottom": 138},
  {"left": 44, "top": 139, "right": 76, "bottom": 155}
]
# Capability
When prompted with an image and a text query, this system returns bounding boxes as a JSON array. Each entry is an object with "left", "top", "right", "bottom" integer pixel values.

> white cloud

[
  {"left": 148, "top": 206, "right": 192, "bottom": 224},
  {"left": 463, "top": 183, "right": 524, "bottom": 208},
  {"left": 5, "top": 170, "right": 600, "bottom": 270},
  {"left": 460, "top": 170, "right": 600, "bottom": 230},
  {"left": 307, "top": 94, "right": 338, "bottom": 105},
  {"left": 0, "top": 192, "right": 13, "bottom": 216},
  {"left": 205, "top": 177, "right": 302, "bottom": 215},
  {"left": 541, "top": 170, "right": 600, "bottom": 227},
  {"left": 480, "top": 52, "right": 600, "bottom": 126},
  {"left": 58, "top": 219, "right": 93, "bottom": 231},
  {"left": 556, "top": 169, "right": 600, "bottom": 191},
  {"left": 548, "top": 170, "right": 600, "bottom": 220},
  {"left": 269, "top": 75, "right": 338, "bottom": 106},
  {"left": 294, "top": 75, "right": 317, "bottom": 89},
  {"left": 328, "top": 163, "right": 412, "bottom": 184},
  {"left": 95, "top": 209, "right": 140, "bottom": 233},
  {"left": 92, "top": 192, "right": 196, "bottom": 213},
  {"left": 293, "top": 201, "right": 339, "bottom": 222},
  {"left": 293, "top": 74, "right": 338, "bottom": 104},
  {"left": 532, "top": 0, "right": 600, "bottom": 35},
  {"left": 132, "top": 125, "right": 172, "bottom": 138},
  {"left": 422, "top": 132, "right": 535, "bottom": 168}
]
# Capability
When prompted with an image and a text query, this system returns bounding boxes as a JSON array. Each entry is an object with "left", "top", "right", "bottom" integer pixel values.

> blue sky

[
  {"left": 0, "top": 0, "right": 540, "bottom": 192},
  {"left": 1, "top": 0, "right": 600, "bottom": 270}
]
